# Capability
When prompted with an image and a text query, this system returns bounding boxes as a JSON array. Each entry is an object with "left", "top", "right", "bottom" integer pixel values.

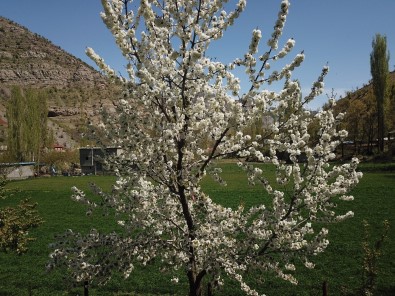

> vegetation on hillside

[
  {"left": 329, "top": 71, "right": 395, "bottom": 157},
  {"left": 0, "top": 16, "right": 122, "bottom": 149}
]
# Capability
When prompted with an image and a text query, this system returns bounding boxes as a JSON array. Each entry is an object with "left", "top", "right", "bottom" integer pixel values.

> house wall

[
  {"left": 79, "top": 147, "right": 121, "bottom": 175},
  {"left": 5, "top": 165, "right": 34, "bottom": 180}
]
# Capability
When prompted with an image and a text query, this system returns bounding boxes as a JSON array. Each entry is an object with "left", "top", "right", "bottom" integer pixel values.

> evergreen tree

[{"left": 370, "top": 34, "right": 390, "bottom": 152}]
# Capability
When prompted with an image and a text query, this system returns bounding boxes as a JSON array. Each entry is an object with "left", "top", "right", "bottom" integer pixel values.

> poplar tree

[
  {"left": 25, "top": 88, "right": 49, "bottom": 166},
  {"left": 6, "top": 87, "right": 27, "bottom": 162},
  {"left": 370, "top": 34, "right": 390, "bottom": 153},
  {"left": 6, "top": 87, "right": 49, "bottom": 162}
]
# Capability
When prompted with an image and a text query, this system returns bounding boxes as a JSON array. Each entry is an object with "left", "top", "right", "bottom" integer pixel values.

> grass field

[{"left": 0, "top": 163, "right": 394, "bottom": 295}]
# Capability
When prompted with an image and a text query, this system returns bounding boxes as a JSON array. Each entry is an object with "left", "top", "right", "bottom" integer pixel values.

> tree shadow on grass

[
  {"left": 383, "top": 173, "right": 395, "bottom": 180},
  {"left": 376, "top": 286, "right": 395, "bottom": 296}
]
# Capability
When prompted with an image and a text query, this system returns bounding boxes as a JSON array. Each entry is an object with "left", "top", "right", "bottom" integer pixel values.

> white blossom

[{"left": 49, "top": 1, "right": 362, "bottom": 295}]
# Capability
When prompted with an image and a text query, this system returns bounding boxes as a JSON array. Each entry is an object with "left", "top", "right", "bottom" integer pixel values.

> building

[
  {"left": 0, "top": 162, "right": 36, "bottom": 180},
  {"left": 79, "top": 147, "right": 122, "bottom": 175},
  {"left": 53, "top": 143, "right": 65, "bottom": 152}
]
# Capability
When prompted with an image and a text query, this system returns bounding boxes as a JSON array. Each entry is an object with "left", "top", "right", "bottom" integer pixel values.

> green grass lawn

[{"left": 0, "top": 164, "right": 394, "bottom": 295}]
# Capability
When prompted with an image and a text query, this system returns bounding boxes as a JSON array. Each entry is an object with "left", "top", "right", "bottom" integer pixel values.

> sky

[{"left": 1, "top": 0, "right": 395, "bottom": 110}]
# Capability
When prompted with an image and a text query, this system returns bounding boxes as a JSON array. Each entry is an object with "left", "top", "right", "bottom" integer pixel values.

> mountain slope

[
  {"left": 0, "top": 16, "right": 120, "bottom": 149},
  {"left": 331, "top": 71, "right": 395, "bottom": 156},
  {"left": 0, "top": 16, "right": 107, "bottom": 88}
]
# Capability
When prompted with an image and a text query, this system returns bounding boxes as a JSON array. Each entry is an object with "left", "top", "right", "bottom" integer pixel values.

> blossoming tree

[{"left": 49, "top": 0, "right": 362, "bottom": 295}]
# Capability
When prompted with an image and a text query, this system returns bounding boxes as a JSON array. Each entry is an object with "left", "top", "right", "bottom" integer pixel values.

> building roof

[{"left": 0, "top": 116, "right": 7, "bottom": 126}]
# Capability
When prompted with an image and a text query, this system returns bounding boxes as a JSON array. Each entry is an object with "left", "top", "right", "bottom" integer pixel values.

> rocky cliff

[
  {"left": 0, "top": 16, "right": 107, "bottom": 88},
  {"left": 0, "top": 16, "right": 120, "bottom": 149}
]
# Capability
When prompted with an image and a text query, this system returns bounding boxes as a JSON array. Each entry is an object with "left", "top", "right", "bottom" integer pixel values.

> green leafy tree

[
  {"left": 370, "top": 34, "right": 390, "bottom": 152},
  {"left": 336, "top": 89, "right": 378, "bottom": 155},
  {"left": 6, "top": 87, "right": 26, "bottom": 162},
  {"left": 387, "top": 83, "right": 395, "bottom": 133},
  {"left": 6, "top": 87, "right": 51, "bottom": 162},
  {"left": 41, "top": 149, "right": 79, "bottom": 174}
]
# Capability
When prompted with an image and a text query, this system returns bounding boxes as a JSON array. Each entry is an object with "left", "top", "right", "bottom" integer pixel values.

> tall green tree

[
  {"left": 6, "top": 87, "right": 26, "bottom": 162},
  {"left": 370, "top": 34, "right": 390, "bottom": 152},
  {"left": 6, "top": 87, "right": 50, "bottom": 162}
]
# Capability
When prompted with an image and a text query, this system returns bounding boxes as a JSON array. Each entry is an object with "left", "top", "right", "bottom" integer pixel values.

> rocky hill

[
  {"left": 0, "top": 16, "right": 106, "bottom": 88},
  {"left": 0, "top": 16, "right": 120, "bottom": 149},
  {"left": 333, "top": 71, "right": 395, "bottom": 110},
  {"left": 330, "top": 71, "right": 395, "bottom": 157},
  {"left": 2, "top": 15, "right": 392, "bottom": 154}
]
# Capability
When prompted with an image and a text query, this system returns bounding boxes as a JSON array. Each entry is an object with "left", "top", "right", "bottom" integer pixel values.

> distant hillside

[
  {"left": 333, "top": 71, "right": 395, "bottom": 113},
  {"left": 0, "top": 16, "right": 107, "bottom": 88},
  {"left": 0, "top": 16, "right": 121, "bottom": 149},
  {"left": 332, "top": 71, "right": 395, "bottom": 156}
]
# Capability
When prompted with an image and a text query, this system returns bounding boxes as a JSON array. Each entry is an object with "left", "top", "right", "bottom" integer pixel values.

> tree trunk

[
  {"left": 188, "top": 274, "right": 202, "bottom": 296},
  {"left": 207, "top": 282, "right": 213, "bottom": 296},
  {"left": 322, "top": 281, "right": 328, "bottom": 296},
  {"left": 378, "top": 102, "right": 385, "bottom": 152},
  {"left": 188, "top": 268, "right": 206, "bottom": 296}
]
